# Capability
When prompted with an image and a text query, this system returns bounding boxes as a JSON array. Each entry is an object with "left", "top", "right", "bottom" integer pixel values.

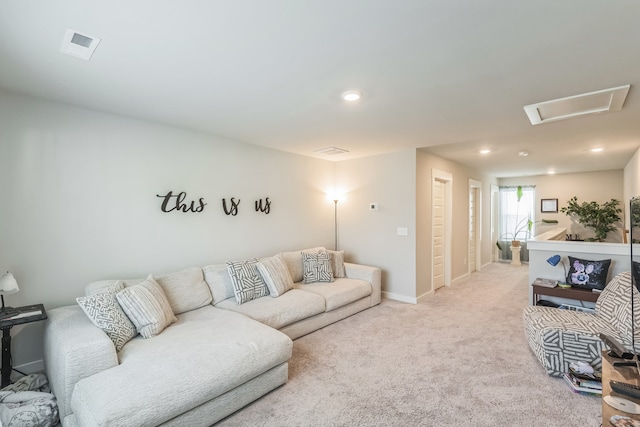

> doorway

[
  {"left": 432, "top": 169, "right": 452, "bottom": 290},
  {"left": 469, "top": 179, "right": 482, "bottom": 273}
]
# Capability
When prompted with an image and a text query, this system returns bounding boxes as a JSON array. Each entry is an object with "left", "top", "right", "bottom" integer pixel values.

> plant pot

[{"left": 511, "top": 240, "right": 521, "bottom": 247}]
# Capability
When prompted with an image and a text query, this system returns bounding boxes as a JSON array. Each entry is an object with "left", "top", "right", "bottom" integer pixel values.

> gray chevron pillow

[
  {"left": 226, "top": 258, "right": 270, "bottom": 304},
  {"left": 302, "top": 250, "right": 335, "bottom": 284}
]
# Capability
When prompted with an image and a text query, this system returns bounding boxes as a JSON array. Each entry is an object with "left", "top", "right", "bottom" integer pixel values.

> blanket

[{"left": 0, "top": 374, "right": 59, "bottom": 427}]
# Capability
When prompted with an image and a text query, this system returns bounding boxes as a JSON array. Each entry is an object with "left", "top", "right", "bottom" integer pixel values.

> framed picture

[{"left": 541, "top": 198, "right": 558, "bottom": 213}]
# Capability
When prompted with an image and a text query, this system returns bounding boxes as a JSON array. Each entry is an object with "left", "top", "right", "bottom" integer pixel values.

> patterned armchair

[{"left": 523, "top": 272, "right": 640, "bottom": 376}]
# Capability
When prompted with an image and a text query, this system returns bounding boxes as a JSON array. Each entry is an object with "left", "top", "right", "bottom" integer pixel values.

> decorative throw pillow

[
  {"left": 153, "top": 267, "right": 212, "bottom": 314},
  {"left": 226, "top": 258, "right": 270, "bottom": 304},
  {"left": 565, "top": 256, "right": 612, "bottom": 290},
  {"left": 302, "top": 250, "right": 335, "bottom": 284},
  {"left": 116, "top": 275, "right": 177, "bottom": 338},
  {"left": 76, "top": 281, "right": 137, "bottom": 351},
  {"left": 256, "top": 255, "right": 294, "bottom": 297},
  {"left": 327, "top": 250, "right": 346, "bottom": 278}
]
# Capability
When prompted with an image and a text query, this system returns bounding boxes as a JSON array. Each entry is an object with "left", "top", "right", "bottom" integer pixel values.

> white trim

[
  {"left": 382, "top": 291, "right": 417, "bottom": 304},
  {"left": 451, "top": 272, "right": 470, "bottom": 286},
  {"left": 416, "top": 289, "right": 435, "bottom": 303},
  {"left": 469, "top": 179, "right": 482, "bottom": 273},
  {"left": 12, "top": 359, "right": 45, "bottom": 379}
]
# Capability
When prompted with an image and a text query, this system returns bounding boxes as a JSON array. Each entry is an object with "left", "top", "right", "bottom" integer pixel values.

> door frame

[
  {"left": 432, "top": 169, "right": 452, "bottom": 289},
  {"left": 469, "top": 179, "right": 482, "bottom": 273}
]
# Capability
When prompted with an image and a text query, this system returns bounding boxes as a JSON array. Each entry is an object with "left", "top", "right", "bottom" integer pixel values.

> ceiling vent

[
  {"left": 60, "top": 29, "right": 101, "bottom": 60},
  {"left": 524, "top": 84, "right": 630, "bottom": 125},
  {"left": 314, "top": 147, "right": 350, "bottom": 155}
]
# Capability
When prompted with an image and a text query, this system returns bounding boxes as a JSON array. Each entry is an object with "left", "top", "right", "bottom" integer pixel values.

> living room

[{"left": 2, "top": 1, "right": 640, "bottom": 425}]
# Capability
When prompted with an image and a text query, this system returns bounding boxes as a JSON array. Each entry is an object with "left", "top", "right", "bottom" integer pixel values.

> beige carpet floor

[{"left": 218, "top": 262, "right": 602, "bottom": 426}]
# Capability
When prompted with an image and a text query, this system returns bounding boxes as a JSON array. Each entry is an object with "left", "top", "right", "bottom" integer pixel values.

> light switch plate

[{"left": 397, "top": 227, "right": 408, "bottom": 236}]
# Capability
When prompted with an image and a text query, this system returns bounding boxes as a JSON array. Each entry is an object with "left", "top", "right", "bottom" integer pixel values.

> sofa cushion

[
  {"left": 215, "top": 289, "right": 325, "bottom": 329},
  {"left": 71, "top": 307, "right": 292, "bottom": 427},
  {"left": 302, "top": 250, "right": 334, "bottom": 284},
  {"left": 76, "top": 281, "right": 137, "bottom": 352},
  {"left": 595, "top": 271, "right": 640, "bottom": 351},
  {"left": 295, "top": 278, "right": 372, "bottom": 312},
  {"left": 116, "top": 275, "right": 177, "bottom": 338},
  {"left": 226, "top": 258, "right": 270, "bottom": 304},
  {"left": 279, "top": 247, "right": 325, "bottom": 283},
  {"left": 256, "top": 255, "right": 294, "bottom": 297},
  {"left": 203, "top": 264, "right": 235, "bottom": 305},
  {"left": 153, "top": 267, "right": 212, "bottom": 314}
]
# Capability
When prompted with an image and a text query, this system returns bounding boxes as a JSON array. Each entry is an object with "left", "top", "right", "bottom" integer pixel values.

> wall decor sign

[
  {"left": 222, "top": 198, "right": 241, "bottom": 216},
  {"left": 157, "top": 192, "right": 272, "bottom": 216},
  {"left": 255, "top": 198, "right": 271, "bottom": 214},
  {"left": 156, "top": 191, "right": 207, "bottom": 213},
  {"left": 541, "top": 198, "right": 558, "bottom": 213}
]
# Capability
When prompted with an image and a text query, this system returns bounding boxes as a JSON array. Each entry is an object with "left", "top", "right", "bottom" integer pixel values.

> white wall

[
  {"left": 335, "top": 150, "right": 417, "bottom": 302},
  {"left": 499, "top": 170, "right": 624, "bottom": 243},
  {"left": 0, "top": 92, "right": 336, "bottom": 369}
]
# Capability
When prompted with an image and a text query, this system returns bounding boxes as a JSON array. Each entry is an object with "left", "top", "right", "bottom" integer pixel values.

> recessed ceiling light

[
  {"left": 547, "top": 170, "right": 556, "bottom": 175},
  {"left": 590, "top": 147, "right": 604, "bottom": 153},
  {"left": 479, "top": 149, "right": 491, "bottom": 154},
  {"left": 341, "top": 91, "right": 362, "bottom": 102},
  {"left": 519, "top": 151, "right": 529, "bottom": 157}
]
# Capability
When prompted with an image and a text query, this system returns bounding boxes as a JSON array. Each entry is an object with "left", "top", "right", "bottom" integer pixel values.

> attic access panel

[{"left": 524, "top": 85, "right": 630, "bottom": 125}]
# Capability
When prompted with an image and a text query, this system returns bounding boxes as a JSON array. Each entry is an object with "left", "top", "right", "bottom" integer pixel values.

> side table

[
  {"left": 532, "top": 284, "right": 600, "bottom": 305},
  {"left": 0, "top": 303, "right": 47, "bottom": 388},
  {"left": 602, "top": 351, "right": 640, "bottom": 426}
]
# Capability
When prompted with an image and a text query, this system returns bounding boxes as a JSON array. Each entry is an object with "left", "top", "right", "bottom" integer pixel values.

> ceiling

[{"left": 1, "top": 1, "right": 639, "bottom": 178}]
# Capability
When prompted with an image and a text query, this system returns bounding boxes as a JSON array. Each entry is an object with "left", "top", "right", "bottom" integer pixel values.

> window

[{"left": 498, "top": 185, "right": 535, "bottom": 261}]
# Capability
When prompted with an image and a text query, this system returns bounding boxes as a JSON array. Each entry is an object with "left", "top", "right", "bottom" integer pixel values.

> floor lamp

[{"left": 334, "top": 199, "right": 339, "bottom": 251}]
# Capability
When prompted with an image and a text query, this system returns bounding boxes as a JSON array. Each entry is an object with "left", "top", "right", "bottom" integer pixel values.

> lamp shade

[
  {"left": 547, "top": 255, "right": 561, "bottom": 267},
  {"left": 0, "top": 272, "right": 19, "bottom": 295}
]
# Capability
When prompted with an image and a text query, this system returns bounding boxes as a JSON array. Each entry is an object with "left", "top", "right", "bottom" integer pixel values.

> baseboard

[
  {"left": 12, "top": 359, "right": 44, "bottom": 378},
  {"left": 416, "top": 289, "right": 434, "bottom": 303},
  {"left": 382, "top": 291, "right": 417, "bottom": 304},
  {"left": 451, "top": 273, "right": 469, "bottom": 286}
]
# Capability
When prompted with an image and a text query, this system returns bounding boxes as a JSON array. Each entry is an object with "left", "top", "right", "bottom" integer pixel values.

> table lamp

[
  {"left": 547, "top": 255, "right": 571, "bottom": 288},
  {"left": 0, "top": 272, "right": 20, "bottom": 320}
]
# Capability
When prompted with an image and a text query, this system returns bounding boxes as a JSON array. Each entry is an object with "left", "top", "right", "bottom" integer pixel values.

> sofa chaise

[
  {"left": 44, "top": 247, "right": 381, "bottom": 426},
  {"left": 523, "top": 271, "right": 640, "bottom": 376}
]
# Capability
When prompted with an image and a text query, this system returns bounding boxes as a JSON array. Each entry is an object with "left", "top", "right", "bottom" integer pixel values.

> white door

[
  {"left": 469, "top": 187, "right": 477, "bottom": 273},
  {"left": 433, "top": 179, "right": 445, "bottom": 290}
]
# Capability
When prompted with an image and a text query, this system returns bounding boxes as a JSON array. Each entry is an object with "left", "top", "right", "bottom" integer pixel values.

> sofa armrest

[
  {"left": 44, "top": 305, "right": 119, "bottom": 422},
  {"left": 344, "top": 263, "right": 381, "bottom": 306}
]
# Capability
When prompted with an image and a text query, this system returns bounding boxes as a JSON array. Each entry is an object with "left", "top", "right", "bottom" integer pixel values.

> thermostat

[{"left": 369, "top": 203, "right": 379, "bottom": 211}]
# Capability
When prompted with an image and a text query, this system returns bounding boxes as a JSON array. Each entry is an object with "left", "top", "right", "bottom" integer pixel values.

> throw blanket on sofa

[{"left": 0, "top": 374, "right": 59, "bottom": 427}]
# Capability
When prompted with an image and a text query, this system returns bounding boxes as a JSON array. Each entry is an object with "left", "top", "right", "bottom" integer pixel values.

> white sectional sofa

[{"left": 44, "top": 248, "right": 381, "bottom": 427}]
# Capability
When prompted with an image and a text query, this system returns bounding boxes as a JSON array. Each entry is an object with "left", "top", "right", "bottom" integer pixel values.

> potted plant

[{"left": 560, "top": 197, "right": 621, "bottom": 242}]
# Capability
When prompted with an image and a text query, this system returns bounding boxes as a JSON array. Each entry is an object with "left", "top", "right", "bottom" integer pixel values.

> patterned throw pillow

[
  {"left": 76, "top": 281, "right": 137, "bottom": 351},
  {"left": 256, "top": 255, "right": 294, "bottom": 297},
  {"left": 302, "top": 250, "right": 335, "bottom": 284},
  {"left": 116, "top": 275, "right": 177, "bottom": 338},
  {"left": 226, "top": 258, "right": 270, "bottom": 304},
  {"left": 565, "top": 256, "right": 611, "bottom": 290}
]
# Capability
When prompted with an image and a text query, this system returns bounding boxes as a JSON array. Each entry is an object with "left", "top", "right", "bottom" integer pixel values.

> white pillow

[
  {"left": 256, "top": 255, "right": 294, "bottom": 297},
  {"left": 153, "top": 267, "right": 212, "bottom": 314},
  {"left": 327, "top": 250, "right": 346, "bottom": 278},
  {"left": 76, "top": 281, "right": 137, "bottom": 351},
  {"left": 225, "top": 258, "right": 270, "bottom": 304},
  {"left": 116, "top": 275, "right": 177, "bottom": 338}
]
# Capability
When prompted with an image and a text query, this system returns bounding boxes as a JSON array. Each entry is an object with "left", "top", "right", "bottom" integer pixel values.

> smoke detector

[
  {"left": 60, "top": 29, "right": 101, "bottom": 60},
  {"left": 524, "top": 85, "right": 630, "bottom": 125}
]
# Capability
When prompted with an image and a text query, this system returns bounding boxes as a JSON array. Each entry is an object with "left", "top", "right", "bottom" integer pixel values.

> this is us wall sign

[{"left": 156, "top": 191, "right": 271, "bottom": 216}]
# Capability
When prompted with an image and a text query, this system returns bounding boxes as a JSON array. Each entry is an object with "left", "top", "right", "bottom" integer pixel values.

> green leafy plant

[{"left": 560, "top": 196, "right": 621, "bottom": 242}]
